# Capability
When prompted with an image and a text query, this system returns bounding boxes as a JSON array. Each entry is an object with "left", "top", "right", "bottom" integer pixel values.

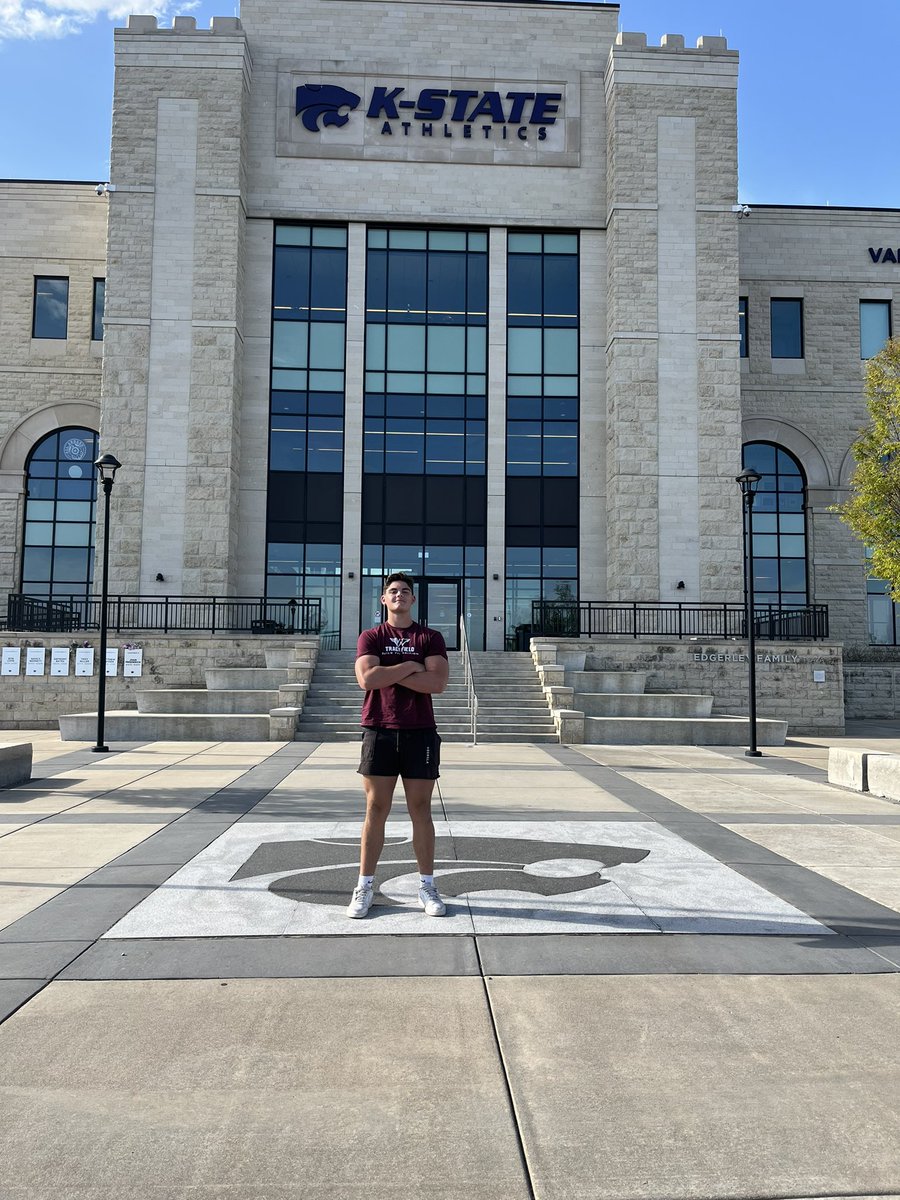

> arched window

[
  {"left": 21, "top": 428, "right": 99, "bottom": 599},
  {"left": 741, "top": 442, "right": 808, "bottom": 606}
]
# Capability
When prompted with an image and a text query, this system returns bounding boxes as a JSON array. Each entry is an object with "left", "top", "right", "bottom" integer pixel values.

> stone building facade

[{"left": 1, "top": 0, "right": 898, "bottom": 667}]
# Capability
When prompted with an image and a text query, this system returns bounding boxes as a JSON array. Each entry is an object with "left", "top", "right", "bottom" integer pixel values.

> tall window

[
  {"left": 770, "top": 298, "right": 803, "bottom": 359},
  {"left": 739, "top": 296, "right": 748, "bottom": 358},
  {"left": 21, "top": 428, "right": 98, "bottom": 598},
  {"left": 505, "top": 232, "right": 579, "bottom": 638},
  {"left": 92, "top": 280, "right": 105, "bottom": 341},
  {"left": 362, "top": 227, "right": 488, "bottom": 646},
  {"left": 741, "top": 442, "right": 807, "bottom": 607},
  {"left": 860, "top": 300, "right": 891, "bottom": 359},
  {"left": 266, "top": 225, "right": 347, "bottom": 635},
  {"left": 33, "top": 277, "right": 69, "bottom": 340}
]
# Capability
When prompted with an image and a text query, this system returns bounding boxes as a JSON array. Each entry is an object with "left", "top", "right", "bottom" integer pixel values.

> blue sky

[{"left": 1, "top": 0, "right": 897, "bottom": 208}]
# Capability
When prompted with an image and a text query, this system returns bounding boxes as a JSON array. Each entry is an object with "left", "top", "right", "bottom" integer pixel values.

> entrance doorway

[{"left": 418, "top": 577, "right": 461, "bottom": 650}]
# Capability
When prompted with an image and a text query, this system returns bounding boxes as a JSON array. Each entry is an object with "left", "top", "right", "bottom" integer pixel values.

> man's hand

[{"left": 396, "top": 655, "right": 449, "bottom": 695}]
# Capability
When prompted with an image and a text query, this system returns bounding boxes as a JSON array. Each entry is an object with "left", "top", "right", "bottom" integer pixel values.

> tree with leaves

[{"left": 838, "top": 338, "right": 900, "bottom": 594}]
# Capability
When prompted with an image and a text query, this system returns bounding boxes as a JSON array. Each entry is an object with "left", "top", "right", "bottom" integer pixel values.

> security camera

[
  {"left": 731, "top": 203, "right": 751, "bottom": 218},
  {"left": 95, "top": 184, "right": 105, "bottom": 196}
]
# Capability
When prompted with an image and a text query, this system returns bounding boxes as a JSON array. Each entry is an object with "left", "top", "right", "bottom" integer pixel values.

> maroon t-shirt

[{"left": 357, "top": 621, "right": 448, "bottom": 730}]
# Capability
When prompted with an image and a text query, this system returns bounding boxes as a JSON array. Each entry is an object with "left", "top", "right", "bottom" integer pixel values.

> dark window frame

[
  {"left": 91, "top": 279, "right": 105, "bottom": 342},
  {"left": 741, "top": 441, "right": 809, "bottom": 608},
  {"left": 769, "top": 297, "right": 804, "bottom": 360},
  {"left": 32, "top": 276, "right": 69, "bottom": 340},
  {"left": 739, "top": 296, "right": 748, "bottom": 358},
  {"left": 860, "top": 298, "right": 892, "bottom": 360}
]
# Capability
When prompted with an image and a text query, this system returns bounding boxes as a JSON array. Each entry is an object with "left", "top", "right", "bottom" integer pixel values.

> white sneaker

[
  {"left": 347, "top": 882, "right": 374, "bottom": 918},
  {"left": 418, "top": 882, "right": 447, "bottom": 917}
]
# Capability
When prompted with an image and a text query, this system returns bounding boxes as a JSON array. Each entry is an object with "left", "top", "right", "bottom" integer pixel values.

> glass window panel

[
  {"left": 25, "top": 500, "right": 54, "bottom": 521},
  {"left": 427, "top": 374, "right": 466, "bottom": 395},
  {"left": 365, "top": 372, "right": 385, "bottom": 393},
  {"left": 266, "top": 574, "right": 303, "bottom": 598},
  {"left": 466, "top": 395, "right": 486, "bottom": 419},
  {"left": 543, "top": 254, "right": 578, "bottom": 319},
  {"left": 272, "top": 369, "right": 308, "bottom": 390},
  {"left": 543, "top": 546, "right": 577, "bottom": 576},
  {"left": 428, "top": 252, "right": 466, "bottom": 317},
  {"left": 387, "top": 324, "right": 426, "bottom": 371},
  {"left": 22, "top": 547, "right": 52, "bottom": 581},
  {"left": 507, "top": 376, "right": 543, "bottom": 397},
  {"left": 385, "top": 420, "right": 424, "bottom": 473},
  {"left": 543, "top": 328, "right": 578, "bottom": 374},
  {"left": 308, "top": 370, "right": 344, "bottom": 391},
  {"left": 30, "top": 434, "right": 57, "bottom": 460},
  {"left": 425, "top": 545, "right": 463, "bottom": 574},
  {"left": 752, "top": 534, "right": 778, "bottom": 557},
  {"left": 305, "top": 543, "right": 341, "bottom": 572},
  {"left": 384, "top": 546, "right": 420, "bottom": 572},
  {"left": 776, "top": 449, "right": 802, "bottom": 478},
  {"left": 508, "top": 328, "right": 542, "bottom": 373},
  {"left": 507, "top": 546, "right": 541, "bottom": 576},
  {"left": 543, "top": 396, "right": 578, "bottom": 420},
  {"left": 386, "top": 395, "right": 425, "bottom": 417},
  {"left": 508, "top": 396, "right": 542, "bottom": 420},
  {"left": 544, "top": 376, "right": 579, "bottom": 397},
  {"left": 543, "top": 234, "right": 578, "bottom": 254},
  {"left": 363, "top": 544, "right": 383, "bottom": 573},
  {"left": 752, "top": 513, "right": 777, "bottom": 532},
  {"left": 427, "top": 326, "right": 465, "bottom": 372},
  {"left": 426, "top": 424, "right": 465, "bottom": 474},
  {"left": 743, "top": 443, "right": 776, "bottom": 473},
  {"left": 739, "top": 297, "right": 748, "bottom": 358},
  {"left": 56, "top": 501, "right": 92, "bottom": 521},
  {"left": 308, "top": 322, "right": 345, "bottom": 370},
  {"left": 366, "top": 325, "right": 385, "bottom": 370},
  {"left": 466, "top": 326, "right": 486, "bottom": 372},
  {"left": 778, "top": 513, "right": 805, "bottom": 533},
  {"left": 272, "top": 323, "right": 308, "bottom": 368},
  {"left": 27, "top": 478, "right": 54, "bottom": 498},
  {"left": 466, "top": 374, "right": 487, "bottom": 395},
  {"left": 780, "top": 492, "right": 804, "bottom": 512},
  {"left": 92, "top": 279, "right": 105, "bottom": 341},
  {"left": 366, "top": 249, "right": 387, "bottom": 315},
  {"left": 53, "top": 547, "right": 90, "bottom": 582},
  {"left": 271, "top": 391, "right": 306, "bottom": 415},
  {"left": 33, "top": 277, "right": 68, "bottom": 339},
  {"left": 779, "top": 534, "right": 806, "bottom": 557},
  {"left": 543, "top": 424, "right": 578, "bottom": 475},
  {"left": 386, "top": 372, "right": 425, "bottom": 393},
  {"left": 428, "top": 395, "right": 465, "bottom": 417},
  {"left": 307, "top": 419, "right": 344, "bottom": 471},
  {"left": 276, "top": 227, "right": 310, "bottom": 246},
  {"left": 273, "top": 246, "right": 310, "bottom": 318},
  {"left": 467, "top": 232, "right": 487, "bottom": 252},
  {"left": 308, "top": 392, "right": 343, "bottom": 415},
  {"left": 367, "top": 229, "right": 388, "bottom": 249},
  {"left": 387, "top": 251, "right": 427, "bottom": 315},
  {"left": 267, "top": 543, "right": 303, "bottom": 573},
  {"left": 780, "top": 559, "right": 807, "bottom": 591},
  {"left": 390, "top": 230, "right": 427, "bottom": 250},
  {"left": 506, "top": 579, "right": 541, "bottom": 632},
  {"left": 466, "top": 254, "right": 487, "bottom": 317},
  {"left": 270, "top": 428, "right": 306, "bottom": 471},
  {"left": 869, "top": 595, "right": 893, "bottom": 644},
  {"left": 429, "top": 231, "right": 466, "bottom": 251},
  {"left": 752, "top": 559, "right": 779, "bottom": 592},
  {"left": 770, "top": 298, "right": 803, "bottom": 358},
  {"left": 507, "top": 254, "right": 542, "bottom": 318},
  {"left": 508, "top": 234, "right": 543, "bottom": 254},
  {"left": 310, "top": 248, "right": 346, "bottom": 314},
  {"left": 312, "top": 227, "right": 347, "bottom": 247},
  {"left": 465, "top": 546, "right": 485, "bottom": 574},
  {"left": 24, "top": 523, "right": 53, "bottom": 546}
]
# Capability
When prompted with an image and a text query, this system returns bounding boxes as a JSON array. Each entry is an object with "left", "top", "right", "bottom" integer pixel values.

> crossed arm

[{"left": 355, "top": 654, "right": 449, "bottom": 695}]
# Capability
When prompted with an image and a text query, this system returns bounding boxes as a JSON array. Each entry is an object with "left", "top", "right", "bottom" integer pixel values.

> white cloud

[{"left": 0, "top": 0, "right": 197, "bottom": 40}]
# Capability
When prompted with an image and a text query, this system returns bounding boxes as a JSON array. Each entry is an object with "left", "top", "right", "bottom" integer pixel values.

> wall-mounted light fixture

[
  {"left": 676, "top": 580, "right": 685, "bottom": 590},
  {"left": 347, "top": 571, "right": 355, "bottom": 579},
  {"left": 155, "top": 572, "right": 165, "bottom": 583}
]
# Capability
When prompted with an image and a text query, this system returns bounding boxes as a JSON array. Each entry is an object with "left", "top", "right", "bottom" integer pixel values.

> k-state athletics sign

[{"left": 276, "top": 64, "right": 579, "bottom": 167}]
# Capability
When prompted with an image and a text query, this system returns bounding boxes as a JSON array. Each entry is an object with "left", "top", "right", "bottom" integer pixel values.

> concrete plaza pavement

[{"left": 0, "top": 726, "right": 898, "bottom": 1199}]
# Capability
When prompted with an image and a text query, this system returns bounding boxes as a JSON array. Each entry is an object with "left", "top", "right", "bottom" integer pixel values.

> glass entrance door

[{"left": 421, "top": 578, "right": 461, "bottom": 650}]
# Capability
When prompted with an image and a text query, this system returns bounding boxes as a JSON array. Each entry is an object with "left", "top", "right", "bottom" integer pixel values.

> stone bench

[
  {"left": 827, "top": 747, "right": 888, "bottom": 792},
  {"left": 0, "top": 742, "right": 33, "bottom": 788},
  {"left": 865, "top": 754, "right": 900, "bottom": 804}
]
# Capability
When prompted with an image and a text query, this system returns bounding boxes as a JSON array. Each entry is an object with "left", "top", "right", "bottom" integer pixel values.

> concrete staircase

[
  {"left": 295, "top": 650, "right": 558, "bottom": 743},
  {"left": 58, "top": 641, "right": 319, "bottom": 743},
  {"left": 533, "top": 645, "right": 788, "bottom": 746}
]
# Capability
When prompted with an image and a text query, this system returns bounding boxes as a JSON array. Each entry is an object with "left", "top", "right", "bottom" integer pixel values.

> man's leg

[
  {"left": 359, "top": 774, "right": 398, "bottom": 876},
  {"left": 402, "top": 777, "right": 436, "bottom": 874}
]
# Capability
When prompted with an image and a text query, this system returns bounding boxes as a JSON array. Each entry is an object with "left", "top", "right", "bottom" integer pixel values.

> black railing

[
  {"left": 531, "top": 601, "right": 829, "bottom": 641},
  {"left": 6, "top": 594, "right": 323, "bottom": 636}
]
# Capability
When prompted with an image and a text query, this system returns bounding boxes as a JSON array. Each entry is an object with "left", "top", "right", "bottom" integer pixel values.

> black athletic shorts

[{"left": 358, "top": 727, "right": 441, "bottom": 780}]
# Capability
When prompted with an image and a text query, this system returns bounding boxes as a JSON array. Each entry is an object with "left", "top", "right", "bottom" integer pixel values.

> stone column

[
  {"left": 101, "top": 15, "right": 251, "bottom": 596},
  {"left": 486, "top": 226, "right": 508, "bottom": 649},
  {"left": 604, "top": 32, "right": 743, "bottom": 603}
]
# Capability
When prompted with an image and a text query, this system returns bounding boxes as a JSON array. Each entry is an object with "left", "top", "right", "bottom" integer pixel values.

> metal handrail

[
  {"left": 531, "top": 600, "right": 829, "bottom": 642},
  {"left": 459, "top": 614, "right": 478, "bottom": 747}
]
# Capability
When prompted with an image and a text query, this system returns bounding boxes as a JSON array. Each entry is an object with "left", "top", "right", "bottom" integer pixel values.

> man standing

[{"left": 347, "top": 572, "right": 449, "bottom": 919}]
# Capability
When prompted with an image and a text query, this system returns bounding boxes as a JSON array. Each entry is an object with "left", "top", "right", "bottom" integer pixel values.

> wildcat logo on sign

[{"left": 277, "top": 66, "right": 579, "bottom": 167}]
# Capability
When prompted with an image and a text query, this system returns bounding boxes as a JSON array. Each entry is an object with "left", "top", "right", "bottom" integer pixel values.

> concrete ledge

[
  {"left": 865, "top": 754, "right": 900, "bottom": 804},
  {"left": 582, "top": 715, "right": 788, "bottom": 746},
  {"left": 556, "top": 710, "right": 583, "bottom": 743},
  {"left": 0, "top": 742, "right": 32, "bottom": 788},
  {"left": 827, "top": 746, "right": 887, "bottom": 792}
]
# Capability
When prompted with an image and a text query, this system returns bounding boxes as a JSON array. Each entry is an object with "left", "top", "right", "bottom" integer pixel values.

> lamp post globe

[
  {"left": 735, "top": 466, "right": 762, "bottom": 757},
  {"left": 93, "top": 452, "right": 122, "bottom": 753}
]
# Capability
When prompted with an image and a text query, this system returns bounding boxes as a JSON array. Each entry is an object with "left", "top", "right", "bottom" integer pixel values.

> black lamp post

[
  {"left": 93, "top": 453, "right": 122, "bottom": 753},
  {"left": 735, "top": 467, "right": 762, "bottom": 757}
]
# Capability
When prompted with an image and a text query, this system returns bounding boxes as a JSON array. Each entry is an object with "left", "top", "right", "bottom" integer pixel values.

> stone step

[
  {"left": 59, "top": 711, "right": 271, "bottom": 742},
  {"left": 206, "top": 667, "right": 288, "bottom": 691},
  {"left": 565, "top": 670, "right": 648, "bottom": 695},
  {"left": 575, "top": 692, "right": 714, "bottom": 719},
  {"left": 581, "top": 715, "right": 788, "bottom": 746},
  {"left": 265, "top": 644, "right": 319, "bottom": 669},
  {"left": 136, "top": 689, "right": 280, "bottom": 715}
]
